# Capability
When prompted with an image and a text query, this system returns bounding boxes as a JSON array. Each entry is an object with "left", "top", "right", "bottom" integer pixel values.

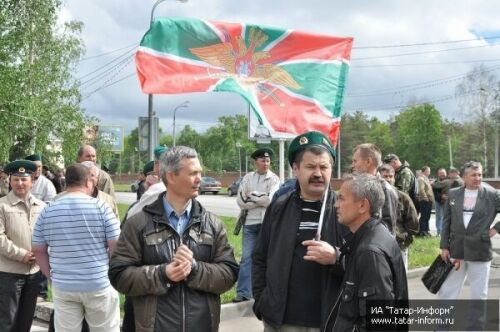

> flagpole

[
  {"left": 147, "top": 0, "right": 188, "bottom": 159},
  {"left": 314, "top": 184, "right": 330, "bottom": 241},
  {"left": 279, "top": 140, "right": 285, "bottom": 183}
]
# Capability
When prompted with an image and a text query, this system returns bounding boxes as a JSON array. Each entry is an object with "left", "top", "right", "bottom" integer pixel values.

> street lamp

[
  {"left": 172, "top": 100, "right": 190, "bottom": 146},
  {"left": 236, "top": 142, "right": 242, "bottom": 177},
  {"left": 148, "top": 0, "right": 188, "bottom": 159}
]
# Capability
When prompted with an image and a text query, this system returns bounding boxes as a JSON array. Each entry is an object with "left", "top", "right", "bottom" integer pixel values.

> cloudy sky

[{"left": 61, "top": 0, "right": 500, "bottom": 135}]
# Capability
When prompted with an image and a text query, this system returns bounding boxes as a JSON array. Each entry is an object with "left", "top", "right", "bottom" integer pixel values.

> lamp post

[
  {"left": 148, "top": 0, "right": 188, "bottom": 159},
  {"left": 173, "top": 100, "right": 190, "bottom": 147},
  {"left": 236, "top": 142, "right": 242, "bottom": 177}
]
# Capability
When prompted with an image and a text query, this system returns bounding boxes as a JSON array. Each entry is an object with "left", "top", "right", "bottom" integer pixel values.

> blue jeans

[
  {"left": 435, "top": 201, "right": 444, "bottom": 235},
  {"left": 236, "top": 223, "right": 261, "bottom": 299}
]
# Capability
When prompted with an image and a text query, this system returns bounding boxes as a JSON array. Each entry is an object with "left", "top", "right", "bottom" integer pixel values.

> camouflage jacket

[
  {"left": 394, "top": 161, "right": 415, "bottom": 195},
  {"left": 395, "top": 190, "right": 419, "bottom": 249}
]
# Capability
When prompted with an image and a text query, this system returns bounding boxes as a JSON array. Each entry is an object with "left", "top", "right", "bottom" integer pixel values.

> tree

[
  {"left": 456, "top": 65, "right": 499, "bottom": 176},
  {"left": 393, "top": 104, "right": 447, "bottom": 171},
  {"left": 0, "top": 0, "right": 90, "bottom": 163},
  {"left": 338, "top": 111, "right": 370, "bottom": 174}
]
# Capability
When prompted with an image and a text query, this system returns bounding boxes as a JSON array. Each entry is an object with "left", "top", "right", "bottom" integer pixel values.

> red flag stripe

[{"left": 136, "top": 51, "right": 224, "bottom": 93}]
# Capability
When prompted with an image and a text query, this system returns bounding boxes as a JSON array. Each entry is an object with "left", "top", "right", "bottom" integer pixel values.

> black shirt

[{"left": 283, "top": 199, "right": 323, "bottom": 327}]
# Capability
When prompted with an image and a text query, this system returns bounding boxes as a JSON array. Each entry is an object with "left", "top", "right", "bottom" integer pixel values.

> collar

[
  {"left": 253, "top": 170, "right": 274, "bottom": 180},
  {"left": 340, "top": 217, "right": 378, "bottom": 255},
  {"left": 163, "top": 197, "right": 192, "bottom": 219},
  {"left": 6, "top": 191, "right": 39, "bottom": 206}
]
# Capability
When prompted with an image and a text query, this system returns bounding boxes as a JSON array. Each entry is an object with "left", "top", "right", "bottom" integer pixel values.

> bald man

[{"left": 77, "top": 145, "right": 115, "bottom": 198}]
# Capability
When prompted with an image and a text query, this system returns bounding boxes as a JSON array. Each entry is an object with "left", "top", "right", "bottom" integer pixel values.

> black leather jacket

[
  {"left": 252, "top": 189, "right": 350, "bottom": 331},
  {"left": 109, "top": 193, "right": 239, "bottom": 332},
  {"left": 328, "top": 218, "right": 408, "bottom": 331}
]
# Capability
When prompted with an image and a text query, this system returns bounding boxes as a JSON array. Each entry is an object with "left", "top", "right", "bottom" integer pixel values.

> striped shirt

[{"left": 32, "top": 193, "right": 120, "bottom": 292}]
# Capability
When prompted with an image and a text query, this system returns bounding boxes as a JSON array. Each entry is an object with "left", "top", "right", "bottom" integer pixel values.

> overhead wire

[
  {"left": 79, "top": 53, "right": 135, "bottom": 88},
  {"left": 347, "top": 64, "right": 500, "bottom": 97},
  {"left": 78, "top": 46, "right": 136, "bottom": 81},
  {"left": 79, "top": 42, "right": 138, "bottom": 61},
  {"left": 352, "top": 42, "right": 500, "bottom": 61},
  {"left": 352, "top": 35, "right": 500, "bottom": 49}
]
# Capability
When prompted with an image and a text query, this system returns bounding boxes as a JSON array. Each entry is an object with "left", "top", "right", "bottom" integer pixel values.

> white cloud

[{"left": 61, "top": 0, "right": 500, "bottom": 132}]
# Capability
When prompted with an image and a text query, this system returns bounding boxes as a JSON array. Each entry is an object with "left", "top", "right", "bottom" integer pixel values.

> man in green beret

[
  {"left": 233, "top": 147, "right": 280, "bottom": 303},
  {"left": 253, "top": 131, "right": 349, "bottom": 331},
  {"left": 126, "top": 145, "right": 168, "bottom": 218},
  {"left": 77, "top": 145, "right": 115, "bottom": 198},
  {"left": 25, "top": 154, "right": 57, "bottom": 202},
  {"left": 0, "top": 160, "right": 46, "bottom": 332},
  {"left": 135, "top": 161, "right": 154, "bottom": 201}
]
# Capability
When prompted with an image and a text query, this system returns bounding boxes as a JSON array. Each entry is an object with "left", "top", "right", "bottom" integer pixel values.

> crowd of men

[{"left": 0, "top": 133, "right": 499, "bottom": 332}]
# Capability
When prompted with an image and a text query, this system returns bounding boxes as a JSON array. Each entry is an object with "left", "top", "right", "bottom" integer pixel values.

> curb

[
  {"left": 34, "top": 268, "right": 426, "bottom": 324},
  {"left": 34, "top": 298, "right": 256, "bottom": 323}
]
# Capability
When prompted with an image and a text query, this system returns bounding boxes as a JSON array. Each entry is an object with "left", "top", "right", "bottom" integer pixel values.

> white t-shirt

[{"left": 463, "top": 189, "right": 478, "bottom": 229}]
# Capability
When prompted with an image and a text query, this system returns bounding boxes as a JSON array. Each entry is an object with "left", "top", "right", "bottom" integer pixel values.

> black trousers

[
  {"left": 122, "top": 296, "right": 136, "bottom": 332},
  {"left": 0, "top": 271, "right": 41, "bottom": 332},
  {"left": 418, "top": 200, "right": 432, "bottom": 233}
]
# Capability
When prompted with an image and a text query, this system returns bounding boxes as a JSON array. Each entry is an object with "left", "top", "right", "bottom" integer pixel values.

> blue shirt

[
  {"left": 32, "top": 193, "right": 120, "bottom": 292},
  {"left": 162, "top": 198, "right": 192, "bottom": 237}
]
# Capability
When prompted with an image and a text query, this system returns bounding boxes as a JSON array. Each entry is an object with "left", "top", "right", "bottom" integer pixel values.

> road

[{"left": 115, "top": 191, "right": 240, "bottom": 218}]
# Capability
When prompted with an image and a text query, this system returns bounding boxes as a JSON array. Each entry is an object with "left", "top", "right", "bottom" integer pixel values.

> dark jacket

[
  {"left": 329, "top": 218, "right": 408, "bottom": 331},
  {"left": 108, "top": 193, "right": 239, "bottom": 332},
  {"left": 252, "top": 190, "right": 350, "bottom": 331},
  {"left": 440, "top": 185, "right": 500, "bottom": 261},
  {"left": 380, "top": 179, "right": 399, "bottom": 234},
  {"left": 395, "top": 190, "right": 419, "bottom": 249}
]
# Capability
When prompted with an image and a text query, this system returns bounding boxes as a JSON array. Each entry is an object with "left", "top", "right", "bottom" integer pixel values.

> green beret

[
  {"left": 25, "top": 154, "right": 42, "bottom": 162},
  {"left": 4, "top": 160, "right": 37, "bottom": 177},
  {"left": 288, "top": 131, "right": 336, "bottom": 166},
  {"left": 143, "top": 160, "right": 155, "bottom": 175},
  {"left": 154, "top": 145, "right": 168, "bottom": 160},
  {"left": 383, "top": 153, "right": 399, "bottom": 163},
  {"left": 251, "top": 147, "right": 273, "bottom": 160}
]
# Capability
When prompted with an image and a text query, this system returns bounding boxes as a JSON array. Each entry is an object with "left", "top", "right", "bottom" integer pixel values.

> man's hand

[
  {"left": 440, "top": 249, "right": 450, "bottom": 262},
  {"left": 453, "top": 259, "right": 461, "bottom": 271},
  {"left": 302, "top": 240, "right": 336, "bottom": 265},
  {"left": 22, "top": 251, "right": 36, "bottom": 264},
  {"left": 164, "top": 245, "right": 195, "bottom": 282},
  {"left": 173, "top": 245, "right": 193, "bottom": 265},
  {"left": 489, "top": 228, "right": 498, "bottom": 238},
  {"left": 165, "top": 260, "right": 192, "bottom": 282}
]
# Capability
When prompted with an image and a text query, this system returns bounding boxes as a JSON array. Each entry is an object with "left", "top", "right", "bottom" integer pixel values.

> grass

[
  {"left": 408, "top": 236, "right": 441, "bottom": 269},
  {"left": 115, "top": 183, "right": 132, "bottom": 192},
  {"left": 118, "top": 203, "right": 130, "bottom": 220}
]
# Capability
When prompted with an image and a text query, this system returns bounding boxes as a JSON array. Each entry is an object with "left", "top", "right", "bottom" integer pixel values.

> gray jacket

[{"left": 440, "top": 185, "right": 500, "bottom": 261}]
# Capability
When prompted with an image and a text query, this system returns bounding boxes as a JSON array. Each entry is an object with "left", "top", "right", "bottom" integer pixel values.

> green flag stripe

[
  {"left": 141, "top": 17, "right": 222, "bottom": 60},
  {"left": 243, "top": 25, "right": 289, "bottom": 52},
  {"left": 280, "top": 62, "right": 348, "bottom": 113}
]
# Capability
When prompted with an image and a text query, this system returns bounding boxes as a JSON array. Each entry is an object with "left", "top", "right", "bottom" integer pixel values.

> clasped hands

[{"left": 165, "top": 244, "right": 194, "bottom": 282}]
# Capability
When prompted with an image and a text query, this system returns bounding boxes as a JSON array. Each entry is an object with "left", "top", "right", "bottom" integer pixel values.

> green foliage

[
  {"left": 0, "top": 0, "right": 90, "bottom": 164},
  {"left": 408, "top": 237, "right": 440, "bottom": 269},
  {"left": 393, "top": 104, "right": 447, "bottom": 170}
]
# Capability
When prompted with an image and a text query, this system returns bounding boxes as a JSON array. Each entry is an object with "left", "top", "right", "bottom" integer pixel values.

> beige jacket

[
  {"left": 97, "top": 169, "right": 115, "bottom": 198},
  {"left": 0, "top": 191, "right": 46, "bottom": 274},
  {"left": 417, "top": 176, "right": 434, "bottom": 202}
]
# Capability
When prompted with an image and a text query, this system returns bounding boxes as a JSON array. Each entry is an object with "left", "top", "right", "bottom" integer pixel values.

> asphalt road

[{"left": 115, "top": 191, "right": 240, "bottom": 218}]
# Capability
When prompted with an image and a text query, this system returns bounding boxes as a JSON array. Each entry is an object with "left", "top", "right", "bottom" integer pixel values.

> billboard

[{"left": 97, "top": 125, "right": 124, "bottom": 152}]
